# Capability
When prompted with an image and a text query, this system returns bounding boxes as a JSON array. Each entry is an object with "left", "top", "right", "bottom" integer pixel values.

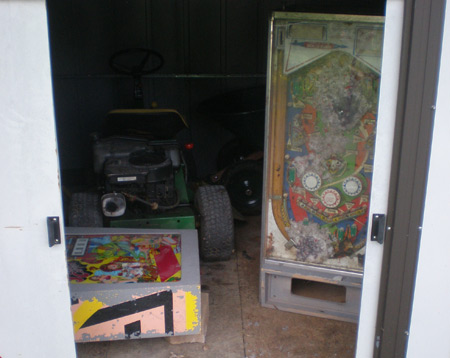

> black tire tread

[
  {"left": 195, "top": 185, "right": 234, "bottom": 261},
  {"left": 68, "top": 192, "right": 103, "bottom": 227}
]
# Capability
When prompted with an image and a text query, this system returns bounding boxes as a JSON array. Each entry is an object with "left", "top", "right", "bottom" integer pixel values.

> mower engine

[{"left": 93, "top": 137, "right": 181, "bottom": 217}]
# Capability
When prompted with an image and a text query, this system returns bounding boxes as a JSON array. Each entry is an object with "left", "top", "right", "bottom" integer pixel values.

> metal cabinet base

[{"left": 260, "top": 261, "right": 362, "bottom": 323}]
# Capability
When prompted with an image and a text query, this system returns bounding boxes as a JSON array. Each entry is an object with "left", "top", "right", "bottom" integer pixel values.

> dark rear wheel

[
  {"left": 195, "top": 185, "right": 234, "bottom": 261},
  {"left": 68, "top": 192, "right": 103, "bottom": 227},
  {"left": 223, "top": 160, "right": 263, "bottom": 215}
]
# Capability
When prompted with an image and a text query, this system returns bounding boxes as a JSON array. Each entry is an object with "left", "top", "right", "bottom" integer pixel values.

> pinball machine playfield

[{"left": 260, "top": 12, "right": 384, "bottom": 322}]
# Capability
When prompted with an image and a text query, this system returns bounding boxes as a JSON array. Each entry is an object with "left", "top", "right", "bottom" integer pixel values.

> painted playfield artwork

[
  {"left": 265, "top": 14, "right": 384, "bottom": 271},
  {"left": 66, "top": 233, "right": 181, "bottom": 283}
]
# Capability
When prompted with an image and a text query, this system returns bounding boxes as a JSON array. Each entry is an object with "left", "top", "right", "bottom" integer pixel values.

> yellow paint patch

[
  {"left": 175, "top": 252, "right": 182, "bottom": 265},
  {"left": 72, "top": 298, "right": 105, "bottom": 332},
  {"left": 185, "top": 289, "right": 200, "bottom": 331}
]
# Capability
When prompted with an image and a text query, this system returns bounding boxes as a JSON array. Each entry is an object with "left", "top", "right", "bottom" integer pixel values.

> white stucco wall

[{"left": 406, "top": 2, "right": 450, "bottom": 357}]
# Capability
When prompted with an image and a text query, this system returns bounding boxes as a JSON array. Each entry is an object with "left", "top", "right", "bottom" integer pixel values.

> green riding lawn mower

[
  {"left": 68, "top": 108, "right": 234, "bottom": 262},
  {"left": 66, "top": 48, "right": 236, "bottom": 262}
]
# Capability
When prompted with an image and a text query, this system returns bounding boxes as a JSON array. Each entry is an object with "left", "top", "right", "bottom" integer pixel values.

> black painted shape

[
  {"left": 125, "top": 320, "right": 141, "bottom": 339},
  {"left": 80, "top": 290, "right": 174, "bottom": 334},
  {"left": 371, "top": 214, "right": 386, "bottom": 244}
]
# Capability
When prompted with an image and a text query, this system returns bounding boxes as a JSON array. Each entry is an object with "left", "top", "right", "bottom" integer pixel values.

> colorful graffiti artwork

[{"left": 66, "top": 233, "right": 182, "bottom": 283}]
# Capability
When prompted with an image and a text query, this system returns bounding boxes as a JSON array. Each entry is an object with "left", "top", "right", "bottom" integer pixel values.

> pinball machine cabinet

[
  {"left": 260, "top": 12, "right": 384, "bottom": 322},
  {"left": 65, "top": 227, "right": 201, "bottom": 342}
]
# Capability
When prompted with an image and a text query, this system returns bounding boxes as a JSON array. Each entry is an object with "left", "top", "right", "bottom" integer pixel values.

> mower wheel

[
  {"left": 68, "top": 192, "right": 103, "bottom": 227},
  {"left": 223, "top": 159, "right": 263, "bottom": 215},
  {"left": 195, "top": 185, "right": 234, "bottom": 261}
]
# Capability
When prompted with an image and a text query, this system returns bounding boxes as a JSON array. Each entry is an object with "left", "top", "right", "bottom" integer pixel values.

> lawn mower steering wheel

[
  {"left": 109, "top": 48, "right": 164, "bottom": 77},
  {"left": 109, "top": 48, "right": 164, "bottom": 101}
]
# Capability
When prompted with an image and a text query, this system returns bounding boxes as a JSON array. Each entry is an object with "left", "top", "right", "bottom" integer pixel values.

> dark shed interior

[
  {"left": 46, "top": 0, "right": 387, "bottom": 355},
  {"left": 46, "top": 0, "right": 385, "bottom": 188}
]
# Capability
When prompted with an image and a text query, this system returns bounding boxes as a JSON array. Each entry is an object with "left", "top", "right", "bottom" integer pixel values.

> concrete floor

[{"left": 76, "top": 216, "right": 357, "bottom": 358}]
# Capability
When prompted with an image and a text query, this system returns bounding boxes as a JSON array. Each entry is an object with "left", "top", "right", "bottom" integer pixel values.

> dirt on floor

[
  {"left": 234, "top": 216, "right": 357, "bottom": 358},
  {"left": 76, "top": 215, "right": 357, "bottom": 358}
]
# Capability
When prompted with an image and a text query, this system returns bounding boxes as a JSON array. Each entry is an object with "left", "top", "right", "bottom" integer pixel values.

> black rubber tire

[
  {"left": 223, "top": 160, "right": 263, "bottom": 215},
  {"left": 68, "top": 192, "right": 103, "bottom": 227},
  {"left": 195, "top": 185, "right": 234, "bottom": 261}
]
